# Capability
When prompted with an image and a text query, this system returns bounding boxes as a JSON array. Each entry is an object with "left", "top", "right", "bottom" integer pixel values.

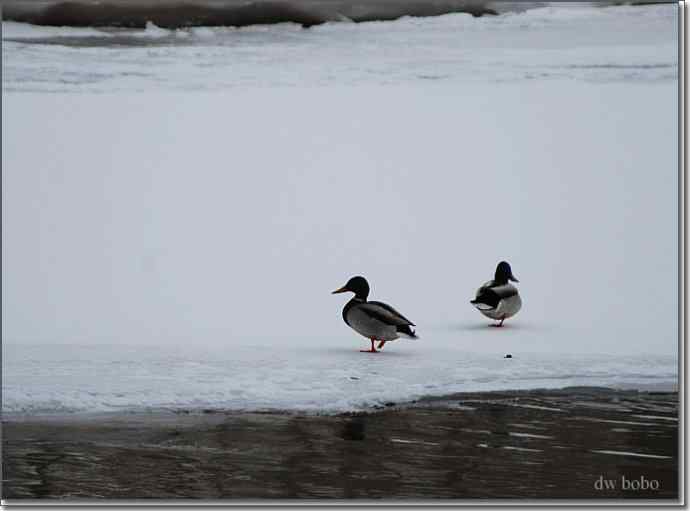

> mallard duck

[
  {"left": 332, "top": 276, "right": 417, "bottom": 353},
  {"left": 471, "top": 261, "right": 522, "bottom": 327}
]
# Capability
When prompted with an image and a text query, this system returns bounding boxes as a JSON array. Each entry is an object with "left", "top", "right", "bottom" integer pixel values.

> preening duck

[
  {"left": 332, "top": 276, "right": 417, "bottom": 353},
  {"left": 471, "top": 261, "right": 522, "bottom": 327}
]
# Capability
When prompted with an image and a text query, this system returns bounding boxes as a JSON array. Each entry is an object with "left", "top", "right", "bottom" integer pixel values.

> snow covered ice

[
  {"left": 2, "top": 343, "right": 677, "bottom": 414},
  {"left": 2, "top": 3, "right": 678, "bottom": 414}
]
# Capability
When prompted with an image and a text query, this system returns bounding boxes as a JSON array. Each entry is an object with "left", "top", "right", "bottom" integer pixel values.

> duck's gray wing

[
  {"left": 491, "top": 284, "right": 519, "bottom": 299},
  {"left": 360, "top": 301, "right": 415, "bottom": 327}
]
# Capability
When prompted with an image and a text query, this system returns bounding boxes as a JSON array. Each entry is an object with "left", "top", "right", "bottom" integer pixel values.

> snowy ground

[{"left": 2, "top": 3, "right": 679, "bottom": 414}]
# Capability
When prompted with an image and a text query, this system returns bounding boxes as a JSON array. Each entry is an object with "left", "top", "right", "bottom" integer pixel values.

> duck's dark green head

[
  {"left": 495, "top": 261, "right": 518, "bottom": 284},
  {"left": 332, "top": 276, "right": 370, "bottom": 300}
]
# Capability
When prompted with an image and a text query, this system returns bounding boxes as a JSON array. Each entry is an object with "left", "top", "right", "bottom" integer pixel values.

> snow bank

[{"left": 2, "top": 4, "right": 677, "bottom": 92}]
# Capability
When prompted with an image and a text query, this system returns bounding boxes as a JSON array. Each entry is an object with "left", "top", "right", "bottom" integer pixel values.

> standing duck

[
  {"left": 471, "top": 261, "right": 522, "bottom": 327},
  {"left": 332, "top": 276, "right": 417, "bottom": 353}
]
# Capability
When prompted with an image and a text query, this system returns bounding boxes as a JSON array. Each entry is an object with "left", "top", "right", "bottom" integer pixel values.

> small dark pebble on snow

[{"left": 504, "top": 354, "right": 512, "bottom": 358}]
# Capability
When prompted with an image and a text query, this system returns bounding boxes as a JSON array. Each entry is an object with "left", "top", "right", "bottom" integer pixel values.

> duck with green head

[
  {"left": 332, "top": 276, "right": 417, "bottom": 353},
  {"left": 470, "top": 261, "right": 522, "bottom": 327}
]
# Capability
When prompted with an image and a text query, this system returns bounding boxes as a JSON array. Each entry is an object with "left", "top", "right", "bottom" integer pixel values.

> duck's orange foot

[
  {"left": 491, "top": 317, "right": 506, "bottom": 327},
  {"left": 360, "top": 339, "right": 379, "bottom": 353}
]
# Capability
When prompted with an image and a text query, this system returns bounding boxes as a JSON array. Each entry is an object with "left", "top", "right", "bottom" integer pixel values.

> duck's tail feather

[
  {"left": 471, "top": 299, "right": 496, "bottom": 311},
  {"left": 397, "top": 324, "right": 419, "bottom": 339}
]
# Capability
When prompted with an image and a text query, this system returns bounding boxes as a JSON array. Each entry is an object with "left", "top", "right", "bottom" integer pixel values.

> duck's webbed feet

[{"left": 360, "top": 338, "right": 379, "bottom": 353}]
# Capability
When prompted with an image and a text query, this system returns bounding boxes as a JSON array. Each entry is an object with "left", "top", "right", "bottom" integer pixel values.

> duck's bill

[
  {"left": 510, "top": 276, "right": 519, "bottom": 282},
  {"left": 331, "top": 286, "right": 348, "bottom": 294}
]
